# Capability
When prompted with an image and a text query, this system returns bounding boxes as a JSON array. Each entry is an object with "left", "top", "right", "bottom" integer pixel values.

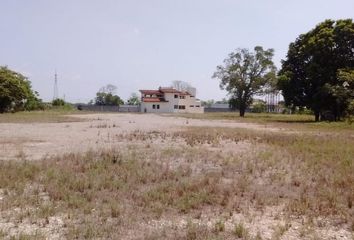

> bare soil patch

[
  {"left": 0, "top": 113, "right": 353, "bottom": 239},
  {"left": 0, "top": 113, "right": 280, "bottom": 161}
]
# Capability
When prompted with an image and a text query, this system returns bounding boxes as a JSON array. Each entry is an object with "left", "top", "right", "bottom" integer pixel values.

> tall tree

[
  {"left": 213, "top": 46, "right": 276, "bottom": 117},
  {"left": 278, "top": 19, "right": 354, "bottom": 121}
]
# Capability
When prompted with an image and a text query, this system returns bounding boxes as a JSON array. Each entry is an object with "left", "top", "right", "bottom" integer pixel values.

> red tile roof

[
  {"left": 139, "top": 87, "right": 192, "bottom": 96},
  {"left": 159, "top": 87, "right": 181, "bottom": 93},
  {"left": 139, "top": 90, "right": 162, "bottom": 94},
  {"left": 180, "top": 91, "right": 192, "bottom": 96}
]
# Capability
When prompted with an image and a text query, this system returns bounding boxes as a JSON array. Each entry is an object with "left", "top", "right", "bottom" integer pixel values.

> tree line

[{"left": 213, "top": 19, "right": 354, "bottom": 121}]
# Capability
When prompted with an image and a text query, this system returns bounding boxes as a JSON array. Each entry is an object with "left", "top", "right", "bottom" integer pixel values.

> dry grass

[
  {"left": 0, "top": 114, "right": 353, "bottom": 239},
  {"left": 173, "top": 112, "right": 354, "bottom": 131},
  {"left": 172, "top": 127, "right": 354, "bottom": 219},
  {"left": 0, "top": 110, "right": 87, "bottom": 123},
  {"left": 0, "top": 149, "right": 239, "bottom": 239}
]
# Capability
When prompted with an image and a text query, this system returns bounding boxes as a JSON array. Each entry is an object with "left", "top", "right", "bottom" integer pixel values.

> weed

[
  {"left": 272, "top": 222, "right": 291, "bottom": 239},
  {"left": 214, "top": 220, "right": 225, "bottom": 233},
  {"left": 186, "top": 221, "right": 198, "bottom": 240},
  {"left": 234, "top": 222, "right": 248, "bottom": 238}
]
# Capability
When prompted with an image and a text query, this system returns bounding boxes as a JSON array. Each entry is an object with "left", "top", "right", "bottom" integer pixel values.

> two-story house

[{"left": 139, "top": 87, "right": 204, "bottom": 113}]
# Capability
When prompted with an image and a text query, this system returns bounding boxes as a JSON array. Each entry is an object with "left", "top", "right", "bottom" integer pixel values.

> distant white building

[{"left": 139, "top": 87, "right": 204, "bottom": 113}]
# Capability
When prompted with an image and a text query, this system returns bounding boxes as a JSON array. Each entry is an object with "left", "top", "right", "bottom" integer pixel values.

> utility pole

[{"left": 53, "top": 70, "right": 58, "bottom": 100}]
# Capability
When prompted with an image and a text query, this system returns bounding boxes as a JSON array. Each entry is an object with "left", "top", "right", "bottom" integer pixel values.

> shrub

[{"left": 52, "top": 98, "right": 66, "bottom": 106}]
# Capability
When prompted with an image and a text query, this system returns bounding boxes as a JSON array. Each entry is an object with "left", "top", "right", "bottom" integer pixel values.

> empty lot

[
  {"left": 0, "top": 113, "right": 282, "bottom": 161},
  {"left": 0, "top": 112, "right": 353, "bottom": 239}
]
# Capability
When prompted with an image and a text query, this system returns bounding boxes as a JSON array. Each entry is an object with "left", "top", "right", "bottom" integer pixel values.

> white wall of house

[
  {"left": 141, "top": 102, "right": 173, "bottom": 113},
  {"left": 165, "top": 93, "right": 204, "bottom": 113},
  {"left": 164, "top": 93, "right": 180, "bottom": 113},
  {"left": 176, "top": 95, "right": 204, "bottom": 113},
  {"left": 140, "top": 88, "right": 204, "bottom": 113}
]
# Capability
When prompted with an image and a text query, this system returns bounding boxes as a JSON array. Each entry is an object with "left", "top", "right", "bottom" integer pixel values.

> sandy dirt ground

[
  {"left": 0, "top": 113, "right": 353, "bottom": 240},
  {"left": 0, "top": 113, "right": 279, "bottom": 161}
]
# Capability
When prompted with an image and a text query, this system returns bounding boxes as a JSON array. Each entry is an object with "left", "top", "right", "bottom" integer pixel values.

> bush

[
  {"left": 346, "top": 100, "right": 354, "bottom": 124},
  {"left": 251, "top": 102, "right": 266, "bottom": 113},
  {"left": 50, "top": 99, "right": 73, "bottom": 111},
  {"left": 0, "top": 66, "right": 43, "bottom": 113},
  {"left": 52, "top": 98, "right": 66, "bottom": 106}
]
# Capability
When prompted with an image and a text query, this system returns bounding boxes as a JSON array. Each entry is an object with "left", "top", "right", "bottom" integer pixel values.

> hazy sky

[{"left": 1, "top": 0, "right": 353, "bottom": 103}]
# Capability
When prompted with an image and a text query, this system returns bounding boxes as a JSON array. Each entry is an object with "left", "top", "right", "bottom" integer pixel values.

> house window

[
  {"left": 174, "top": 94, "right": 178, "bottom": 98},
  {"left": 174, "top": 105, "right": 178, "bottom": 109},
  {"left": 196, "top": 105, "right": 200, "bottom": 107},
  {"left": 157, "top": 105, "right": 160, "bottom": 109},
  {"left": 152, "top": 104, "right": 156, "bottom": 109},
  {"left": 178, "top": 105, "right": 186, "bottom": 109},
  {"left": 179, "top": 96, "right": 185, "bottom": 99},
  {"left": 190, "top": 105, "right": 194, "bottom": 107}
]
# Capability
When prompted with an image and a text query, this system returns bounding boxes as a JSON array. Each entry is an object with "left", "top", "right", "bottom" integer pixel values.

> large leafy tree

[
  {"left": 213, "top": 46, "right": 276, "bottom": 117},
  {"left": 0, "top": 66, "right": 42, "bottom": 113},
  {"left": 278, "top": 19, "right": 354, "bottom": 121}
]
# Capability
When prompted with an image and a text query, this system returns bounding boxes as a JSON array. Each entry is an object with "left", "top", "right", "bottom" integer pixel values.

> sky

[{"left": 1, "top": 0, "right": 353, "bottom": 103}]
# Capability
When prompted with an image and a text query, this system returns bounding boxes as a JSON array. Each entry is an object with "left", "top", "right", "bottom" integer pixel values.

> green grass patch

[{"left": 0, "top": 109, "right": 87, "bottom": 123}]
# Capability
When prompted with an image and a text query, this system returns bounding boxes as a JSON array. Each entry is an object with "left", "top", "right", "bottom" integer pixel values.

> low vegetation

[
  {"left": 0, "top": 116, "right": 353, "bottom": 238},
  {"left": 174, "top": 112, "right": 354, "bottom": 130},
  {"left": 0, "top": 109, "right": 86, "bottom": 123}
]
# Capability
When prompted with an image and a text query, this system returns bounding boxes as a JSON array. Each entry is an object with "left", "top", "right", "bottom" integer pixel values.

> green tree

[
  {"left": 52, "top": 98, "right": 66, "bottom": 106},
  {"left": 336, "top": 69, "right": 354, "bottom": 120},
  {"left": 94, "top": 84, "right": 124, "bottom": 106},
  {"left": 0, "top": 66, "right": 42, "bottom": 113},
  {"left": 126, "top": 93, "right": 141, "bottom": 105},
  {"left": 95, "top": 92, "right": 123, "bottom": 106},
  {"left": 213, "top": 46, "right": 276, "bottom": 117},
  {"left": 278, "top": 19, "right": 354, "bottom": 121}
]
